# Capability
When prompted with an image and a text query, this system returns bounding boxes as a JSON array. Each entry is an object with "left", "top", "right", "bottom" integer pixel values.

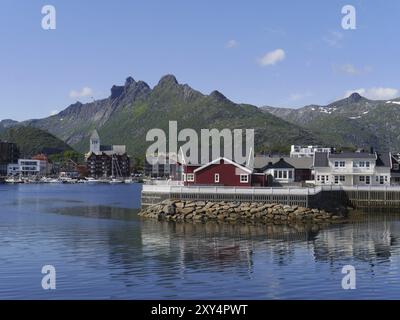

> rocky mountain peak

[
  {"left": 348, "top": 92, "right": 363, "bottom": 102},
  {"left": 157, "top": 74, "right": 179, "bottom": 87},
  {"left": 209, "top": 90, "right": 228, "bottom": 102},
  {"left": 124, "top": 76, "right": 136, "bottom": 87}
]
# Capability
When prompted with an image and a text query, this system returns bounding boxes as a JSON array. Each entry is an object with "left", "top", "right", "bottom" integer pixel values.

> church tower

[{"left": 90, "top": 130, "right": 101, "bottom": 154}]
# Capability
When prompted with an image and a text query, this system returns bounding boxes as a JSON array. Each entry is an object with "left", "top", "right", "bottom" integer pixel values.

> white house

[
  {"left": 7, "top": 159, "right": 48, "bottom": 176},
  {"left": 313, "top": 152, "right": 391, "bottom": 186},
  {"left": 290, "top": 145, "right": 332, "bottom": 158}
]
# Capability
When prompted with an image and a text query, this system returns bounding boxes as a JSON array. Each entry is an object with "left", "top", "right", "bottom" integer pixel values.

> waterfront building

[
  {"left": 183, "top": 157, "right": 267, "bottom": 187},
  {"left": 313, "top": 151, "right": 391, "bottom": 186},
  {"left": 0, "top": 140, "right": 19, "bottom": 176},
  {"left": 7, "top": 159, "right": 48, "bottom": 176},
  {"left": 86, "top": 130, "right": 130, "bottom": 178},
  {"left": 254, "top": 156, "right": 313, "bottom": 184},
  {"left": 290, "top": 145, "right": 332, "bottom": 158}
]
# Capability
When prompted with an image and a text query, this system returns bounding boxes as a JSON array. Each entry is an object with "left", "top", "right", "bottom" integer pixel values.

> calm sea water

[{"left": 1, "top": 183, "right": 400, "bottom": 300}]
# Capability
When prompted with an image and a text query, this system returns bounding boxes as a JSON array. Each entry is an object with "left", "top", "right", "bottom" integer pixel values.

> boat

[
  {"left": 109, "top": 178, "right": 123, "bottom": 184},
  {"left": 84, "top": 177, "right": 102, "bottom": 184},
  {"left": 5, "top": 176, "right": 24, "bottom": 184}
]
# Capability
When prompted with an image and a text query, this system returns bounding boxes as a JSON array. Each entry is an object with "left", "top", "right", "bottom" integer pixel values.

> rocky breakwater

[{"left": 138, "top": 200, "right": 346, "bottom": 224}]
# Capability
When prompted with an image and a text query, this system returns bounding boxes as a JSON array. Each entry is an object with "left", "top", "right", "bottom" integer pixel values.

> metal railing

[{"left": 142, "top": 184, "right": 400, "bottom": 195}]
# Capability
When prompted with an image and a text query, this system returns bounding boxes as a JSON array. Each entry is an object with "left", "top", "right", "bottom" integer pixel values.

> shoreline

[{"left": 138, "top": 200, "right": 346, "bottom": 224}]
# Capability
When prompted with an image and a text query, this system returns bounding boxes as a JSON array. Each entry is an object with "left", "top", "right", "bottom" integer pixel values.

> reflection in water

[{"left": 1, "top": 184, "right": 400, "bottom": 299}]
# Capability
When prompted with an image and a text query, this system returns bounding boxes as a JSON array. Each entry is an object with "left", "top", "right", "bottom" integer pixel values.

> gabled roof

[
  {"left": 254, "top": 156, "right": 313, "bottom": 170},
  {"left": 261, "top": 158, "right": 294, "bottom": 171},
  {"left": 313, "top": 152, "right": 329, "bottom": 167},
  {"left": 193, "top": 157, "right": 253, "bottom": 174},
  {"left": 376, "top": 152, "right": 391, "bottom": 168},
  {"left": 329, "top": 152, "right": 376, "bottom": 159}
]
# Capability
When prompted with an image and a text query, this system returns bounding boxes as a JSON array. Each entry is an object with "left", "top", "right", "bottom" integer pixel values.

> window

[
  {"left": 340, "top": 176, "right": 345, "bottom": 182},
  {"left": 335, "top": 176, "right": 339, "bottom": 184},
  {"left": 186, "top": 174, "right": 194, "bottom": 182},
  {"left": 278, "top": 171, "right": 282, "bottom": 179},
  {"left": 214, "top": 173, "right": 220, "bottom": 183},
  {"left": 326, "top": 176, "right": 329, "bottom": 181},
  {"left": 380, "top": 176, "right": 384, "bottom": 184},
  {"left": 274, "top": 171, "right": 277, "bottom": 178},
  {"left": 334, "top": 161, "right": 339, "bottom": 168},
  {"left": 385, "top": 176, "right": 388, "bottom": 182},
  {"left": 283, "top": 171, "right": 287, "bottom": 179},
  {"left": 340, "top": 161, "right": 345, "bottom": 167},
  {"left": 366, "top": 161, "right": 370, "bottom": 168},
  {"left": 394, "top": 163, "right": 400, "bottom": 170},
  {"left": 240, "top": 174, "right": 249, "bottom": 183},
  {"left": 366, "top": 176, "right": 370, "bottom": 185},
  {"left": 317, "top": 175, "right": 320, "bottom": 181},
  {"left": 288, "top": 171, "right": 293, "bottom": 179},
  {"left": 359, "top": 161, "right": 365, "bottom": 167},
  {"left": 359, "top": 176, "right": 365, "bottom": 182}
]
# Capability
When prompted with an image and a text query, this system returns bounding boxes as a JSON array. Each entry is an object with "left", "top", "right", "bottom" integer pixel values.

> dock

[{"left": 141, "top": 184, "right": 400, "bottom": 210}]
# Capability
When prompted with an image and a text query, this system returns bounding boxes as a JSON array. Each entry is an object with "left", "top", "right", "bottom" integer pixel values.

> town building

[
  {"left": 290, "top": 145, "right": 332, "bottom": 158},
  {"left": 313, "top": 152, "right": 391, "bottom": 186},
  {"left": 0, "top": 140, "right": 19, "bottom": 176},
  {"left": 86, "top": 130, "right": 130, "bottom": 178},
  {"left": 7, "top": 158, "right": 48, "bottom": 176},
  {"left": 254, "top": 156, "right": 313, "bottom": 185},
  {"left": 144, "top": 154, "right": 182, "bottom": 179},
  {"left": 183, "top": 157, "right": 267, "bottom": 187}
]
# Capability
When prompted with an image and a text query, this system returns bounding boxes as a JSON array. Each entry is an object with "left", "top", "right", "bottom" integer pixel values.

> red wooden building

[{"left": 182, "top": 157, "right": 266, "bottom": 187}]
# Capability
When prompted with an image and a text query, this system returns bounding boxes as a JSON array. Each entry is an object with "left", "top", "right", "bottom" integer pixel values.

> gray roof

[
  {"left": 329, "top": 152, "right": 376, "bottom": 159},
  {"left": 376, "top": 153, "right": 391, "bottom": 167},
  {"left": 313, "top": 152, "right": 329, "bottom": 167},
  {"left": 254, "top": 156, "right": 313, "bottom": 170},
  {"left": 90, "top": 130, "right": 100, "bottom": 140}
]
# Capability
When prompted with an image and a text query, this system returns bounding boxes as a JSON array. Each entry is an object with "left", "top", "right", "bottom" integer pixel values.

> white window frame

[
  {"left": 240, "top": 174, "right": 249, "bottom": 183},
  {"left": 186, "top": 173, "right": 194, "bottom": 182},
  {"left": 214, "top": 173, "right": 220, "bottom": 183}
]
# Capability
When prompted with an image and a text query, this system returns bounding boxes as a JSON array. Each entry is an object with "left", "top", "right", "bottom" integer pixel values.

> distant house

[
  {"left": 144, "top": 154, "right": 182, "bottom": 179},
  {"left": 313, "top": 152, "right": 391, "bottom": 186},
  {"left": 290, "top": 145, "right": 333, "bottom": 158},
  {"left": 7, "top": 158, "right": 48, "bottom": 176},
  {"left": 254, "top": 156, "right": 313, "bottom": 184},
  {"left": 183, "top": 157, "right": 267, "bottom": 187},
  {"left": 86, "top": 130, "right": 130, "bottom": 178}
]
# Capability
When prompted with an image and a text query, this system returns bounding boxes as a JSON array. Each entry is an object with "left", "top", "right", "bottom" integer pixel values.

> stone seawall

[{"left": 138, "top": 200, "right": 346, "bottom": 224}]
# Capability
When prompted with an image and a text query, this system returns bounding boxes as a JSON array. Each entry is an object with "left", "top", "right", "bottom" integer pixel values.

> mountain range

[
  {"left": 263, "top": 92, "right": 400, "bottom": 152},
  {"left": 1, "top": 75, "right": 399, "bottom": 157},
  {"left": 1, "top": 75, "right": 320, "bottom": 157}
]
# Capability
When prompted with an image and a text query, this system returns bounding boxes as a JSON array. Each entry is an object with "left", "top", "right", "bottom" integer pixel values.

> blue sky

[{"left": 1, "top": 0, "right": 399, "bottom": 120}]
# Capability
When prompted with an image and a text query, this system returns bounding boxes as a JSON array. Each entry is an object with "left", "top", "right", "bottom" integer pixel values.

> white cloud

[
  {"left": 323, "top": 31, "right": 344, "bottom": 48},
  {"left": 258, "top": 49, "right": 286, "bottom": 66},
  {"left": 336, "top": 64, "right": 372, "bottom": 76},
  {"left": 50, "top": 110, "right": 59, "bottom": 116},
  {"left": 69, "top": 87, "right": 93, "bottom": 99},
  {"left": 344, "top": 87, "right": 399, "bottom": 100},
  {"left": 226, "top": 39, "right": 239, "bottom": 48}
]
